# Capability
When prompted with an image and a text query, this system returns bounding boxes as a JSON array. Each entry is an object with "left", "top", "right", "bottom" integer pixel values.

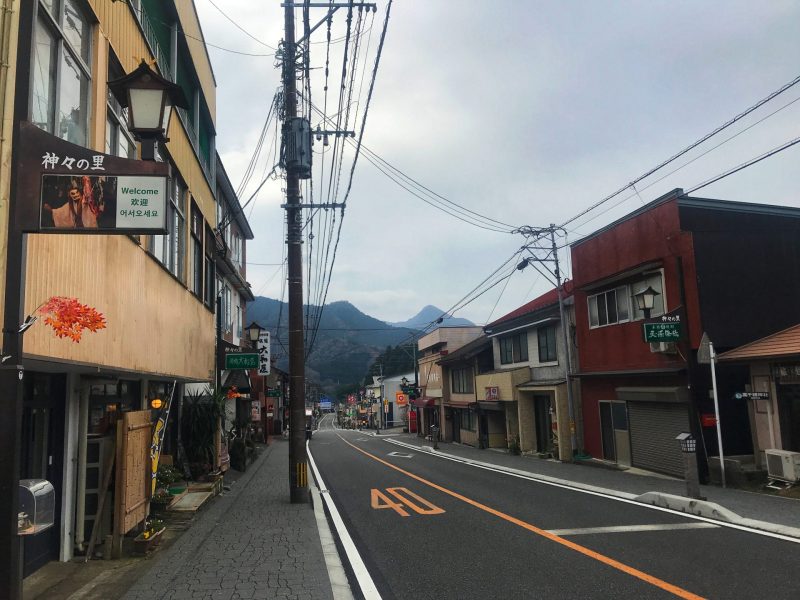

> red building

[{"left": 571, "top": 189, "right": 800, "bottom": 478}]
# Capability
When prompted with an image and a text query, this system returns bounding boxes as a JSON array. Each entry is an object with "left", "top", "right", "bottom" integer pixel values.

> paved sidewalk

[
  {"left": 123, "top": 439, "right": 334, "bottom": 600},
  {"left": 379, "top": 430, "right": 800, "bottom": 532}
]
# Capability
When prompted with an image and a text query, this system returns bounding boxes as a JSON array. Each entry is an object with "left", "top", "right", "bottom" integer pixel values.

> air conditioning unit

[
  {"left": 765, "top": 449, "right": 800, "bottom": 482},
  {"left": 649, "top": 342, "right": 677, "bottom": 354}
]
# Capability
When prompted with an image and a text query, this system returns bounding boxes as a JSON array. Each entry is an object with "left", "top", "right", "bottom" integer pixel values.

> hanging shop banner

[
  {"left": 16, "top": 121, "right": 169, "bottom": 234},
  {"left": 257, "top": 330, "right": 271, "bottom": 375},
  {"left": 150, "top": 381, "right": 177, "bottom": 497}
]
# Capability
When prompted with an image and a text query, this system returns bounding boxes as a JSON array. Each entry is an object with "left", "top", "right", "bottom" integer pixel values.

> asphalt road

[{"left": 309, "top": 414, "right": 800, "bottom": 600}]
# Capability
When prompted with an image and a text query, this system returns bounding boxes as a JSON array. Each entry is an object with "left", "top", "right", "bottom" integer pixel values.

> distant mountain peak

[{"left": 388, "top": 305, "right": 474, "bottom": 329}]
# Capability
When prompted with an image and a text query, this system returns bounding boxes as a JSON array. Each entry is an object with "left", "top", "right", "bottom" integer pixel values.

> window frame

[
  {"left": 190, "top": 201, "right": 203, "bottom": 298},
  {"left": 499, "top": 331, "right": 528, "bottom": 365},
  {"left": 33, "top": 0, "right": 93, "bottom": 146},
  {"left": 588, "top": 270, "right": 667, "bottom": 329},
  {"left": 537, "top": 325, "right": 558, "bottom": 363},
  {"left": 451, "top": 366, "right": 474, "bottom": 395},
  {"left": 105, "top": 54, "right": 136, "bottom": 159}
]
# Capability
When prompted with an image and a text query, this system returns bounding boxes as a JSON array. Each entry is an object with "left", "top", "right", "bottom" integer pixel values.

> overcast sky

[{"left": 193, "top": 0, "right": 800, "bottom": 326}]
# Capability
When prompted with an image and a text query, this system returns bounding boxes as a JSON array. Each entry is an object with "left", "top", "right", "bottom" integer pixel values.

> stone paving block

[{"left": 121, "top": 442, "right": 333, "bottom": 600}]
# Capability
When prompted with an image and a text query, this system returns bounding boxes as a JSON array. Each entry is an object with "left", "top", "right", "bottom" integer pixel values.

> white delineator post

[{"left": 709, "top": 341, "right": 726, "bottom": 488}]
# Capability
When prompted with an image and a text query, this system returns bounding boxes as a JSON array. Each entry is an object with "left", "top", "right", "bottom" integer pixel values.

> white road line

[
  {"left": 383, "top": 438, "right": 800, "bottom": 545},
  {"left": 547, "top": 523, "right": 719, "bottom": 536},
  {"left": 307, "top": 440, "right": 382, "bottom": 600},
  {"left": 387, "top": 452, "right": 414, "bottom": 458}
]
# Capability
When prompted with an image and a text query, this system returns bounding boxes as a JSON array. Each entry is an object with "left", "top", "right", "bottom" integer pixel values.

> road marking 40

[{"left": 371, "top": 487, "right": 445, "bottom": 517}]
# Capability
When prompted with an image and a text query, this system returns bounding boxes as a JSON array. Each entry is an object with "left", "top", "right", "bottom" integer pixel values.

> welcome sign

[
  {"left": 40, "top": 174, "right": 167, "bottom": 231},
  {"left": 16, "top": 122, "right": 169, "bottom": 234}
]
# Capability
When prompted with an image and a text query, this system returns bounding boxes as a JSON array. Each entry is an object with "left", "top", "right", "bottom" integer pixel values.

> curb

[
  {"left": 634, "top": 492, "right": 800, "bottom": 540},
  {"left": 384, "top": 438, "right": 800, "bottom": 542},
  {"left": 310, "top": 486, "right": 355, "bottom": 600}
]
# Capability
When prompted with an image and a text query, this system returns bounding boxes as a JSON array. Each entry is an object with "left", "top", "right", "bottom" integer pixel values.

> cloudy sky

[{"left": 193, "top": 0, "right": 800, "bottom": 326}]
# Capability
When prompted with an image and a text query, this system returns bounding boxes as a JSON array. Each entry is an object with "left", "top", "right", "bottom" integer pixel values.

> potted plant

[{"left": 133, "top": 517, "right": 166, "bottom": 554}]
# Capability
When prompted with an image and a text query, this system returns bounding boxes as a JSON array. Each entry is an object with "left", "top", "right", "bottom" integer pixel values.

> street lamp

[
  {"left": 633, "top": 285, "right": 660, "bottom": 319},
  {"left": 108, "top": 59, "right": 189, "bottom": 161},
  {"left": 246, "top": 321, "right": 264, "bottom": 347}
]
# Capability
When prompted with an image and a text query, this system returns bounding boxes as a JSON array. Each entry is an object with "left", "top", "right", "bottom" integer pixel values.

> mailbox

[{"left": 18, "top": 479, "right": 55, "bottom": 536}]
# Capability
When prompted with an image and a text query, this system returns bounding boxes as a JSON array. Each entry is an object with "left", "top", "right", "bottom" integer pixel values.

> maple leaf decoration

[
  {"left": 226, "top": 386, "right": 242, "bottom": 400},
  {"left": 39, "top": 296, "right": 107, "bottom": 342}
]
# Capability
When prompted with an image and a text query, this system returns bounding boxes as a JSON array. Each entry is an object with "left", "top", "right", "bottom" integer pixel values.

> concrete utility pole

[
  {"left": 282, "top": 2, "right": 309, "bottom": 503},
  {"left": 516, "top": 224, "right": 578, "bottom": 457},
  {"left": 550, "top": 226, "right": 578, "bottom": 455}
]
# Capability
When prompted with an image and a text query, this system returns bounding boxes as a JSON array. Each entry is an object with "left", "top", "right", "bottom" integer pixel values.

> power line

[
  {"left": 559, "top": 71, "right": 800, "bottom": 228},
  {"left": 206, "top": 0, "right": 277, "bottom": 50},
  {"left": 686, "top": 134, "right": 800, "bottom": 195}
]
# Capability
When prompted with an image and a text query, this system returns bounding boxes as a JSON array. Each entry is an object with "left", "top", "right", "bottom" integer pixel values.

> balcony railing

[{"left": 138, "top": 7, "right": 172, "bottom": 82}]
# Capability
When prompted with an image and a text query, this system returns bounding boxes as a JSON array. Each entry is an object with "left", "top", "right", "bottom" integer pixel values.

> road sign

[
  {"left": 697, "top": 332, "right": 711, "bottom": 364},
  {"left": 225, "top": 353, "right": 258, "bottom": 369},
  {"left": 734, "top": 392, "right": 769, "bottom": 400},
  {"left": 266, "top": 388, "right": 280, "bottom": 397},
  {"left": 643, "top": 321, "right": 682, "bottom": 343}
]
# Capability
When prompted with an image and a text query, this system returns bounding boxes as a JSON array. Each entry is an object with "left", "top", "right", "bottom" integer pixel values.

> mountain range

[{"left": 246, "top": 298, "right": 474, "bottom": 393}]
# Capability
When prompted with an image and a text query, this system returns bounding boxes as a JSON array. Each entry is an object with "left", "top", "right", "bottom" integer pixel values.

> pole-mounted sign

[{"left": 257, "top": 330, "right": 271, "bottom": 375}]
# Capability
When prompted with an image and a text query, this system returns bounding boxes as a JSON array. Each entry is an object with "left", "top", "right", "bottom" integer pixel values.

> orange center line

[{"left": 338, "top": 434, "right": 705, "bottom": 600}]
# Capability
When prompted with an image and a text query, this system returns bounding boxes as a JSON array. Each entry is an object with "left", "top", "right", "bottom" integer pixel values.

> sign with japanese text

[
  {"left": 485, "top": 386, "right": 499, "bottom": 401},
  {"left": 224, "top": 353, "right": 259, "bottom": 369},
  {"left": 642, "top": 308, "right": 685, "bottom": 343},
  {"left": 266, "top": 388, "right": 281, "bottom": 398},
  {"left": 16, "top": 121, "right": 169, "bottom": 234},
  {"left": 251, "top": 401, "right": 261, "bottom": 422},
  {"left": 643, "top": 321, "right": 682, "bottom": 342},
  {"left": 257, "top": 330, "right": 271, "bottom": 375}
]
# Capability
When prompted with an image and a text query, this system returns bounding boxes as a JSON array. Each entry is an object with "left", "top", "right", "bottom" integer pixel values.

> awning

[
  {"left": 470, "top": 401, "right": 505, "bottom": 412},
  {"left": 412, "top": 396, "right": 436, "bottom": 408},
  {"left": 616, "top": 386, "right": 688, "bottom": 404},
  {"left": 223, "top": 369, "right": 251, "bottom": 393}
]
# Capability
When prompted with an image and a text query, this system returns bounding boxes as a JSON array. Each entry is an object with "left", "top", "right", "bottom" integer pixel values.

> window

[
  {"left": 224, "top": 285, "right": 232, "bottom": 332},
  {"left": 461, "top": 409, "right": 476, "bottom": 432},
  {"left": 451, "top": 367, "right": 474, "bottom": 394},
  {"left": 235, "top": 302, "right": 242, "bottom": 339},
  {"left": 190, "top": 203, "right": 203, "bottom": 297},
  {"left": 204, "top": 226, "right": 216, "bottom": 308},
  {"left": 149, "top": 169, "right": 186, "bottom": 281},
  {"left": 537, "top": 326, "right": 558, "bottom": 363},
  {"left": 588, "top": 272, "right": 666, "bottom": 328},
  {"left": 500, "top": 331, "right": 528, "bottom": 365},
  {"left": 33, "top": 0, "right": 91, "bottom": 146},
  {"left": 106, "top": 55, "right": 136, "bottom": 159},
  {"left": 588, "top": 286, "right": 630, "bottom": 328}
]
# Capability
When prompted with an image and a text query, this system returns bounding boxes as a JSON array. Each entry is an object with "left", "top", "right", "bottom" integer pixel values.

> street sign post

[{"left": 224, "top": 353, "right": 259, "bottom": 369}]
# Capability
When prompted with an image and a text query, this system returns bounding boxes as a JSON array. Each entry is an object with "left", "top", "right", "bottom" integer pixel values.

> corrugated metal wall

[{"left": 628, "top": 402, "right": 689, "bottom": 477}]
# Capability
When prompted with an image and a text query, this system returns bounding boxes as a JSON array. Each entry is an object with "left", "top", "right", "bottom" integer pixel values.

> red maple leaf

[{"left": 38, "top": 296, "right": 107, "bottom": 343}]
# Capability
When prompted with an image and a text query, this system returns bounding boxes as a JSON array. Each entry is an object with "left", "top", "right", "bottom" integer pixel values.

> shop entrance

[{"left": 21, "top": 374, "right": 66, "bottom": 577}]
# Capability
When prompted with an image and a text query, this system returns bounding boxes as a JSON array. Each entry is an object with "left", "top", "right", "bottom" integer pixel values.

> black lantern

[
  {"left": 633, "top": 285, "right": 660, "bottom": 319},
  {"left": 107, "top": 60, "right": 189, "bottom": 160},
  {"left": 675, "top": 432, "right": 696, "bottom": 453},
  {"left": 246, "top": 321, "right": 264, "bottom": 344}
]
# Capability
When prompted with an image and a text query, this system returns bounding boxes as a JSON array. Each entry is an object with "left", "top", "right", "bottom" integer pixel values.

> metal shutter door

[{"left": 628, "top": 402, "right": 689, "bottom": 477}]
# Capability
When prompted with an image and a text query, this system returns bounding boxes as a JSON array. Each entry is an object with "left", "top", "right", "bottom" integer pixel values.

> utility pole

[
  {"left": 550, "top": 226, "right": 578, "bottom": 455},
  {"left": 282, "top": 1, "right": 309, "bottom": 503},
  {"left": 515, "top": 224, "right": 578, "bottom": 457}
]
